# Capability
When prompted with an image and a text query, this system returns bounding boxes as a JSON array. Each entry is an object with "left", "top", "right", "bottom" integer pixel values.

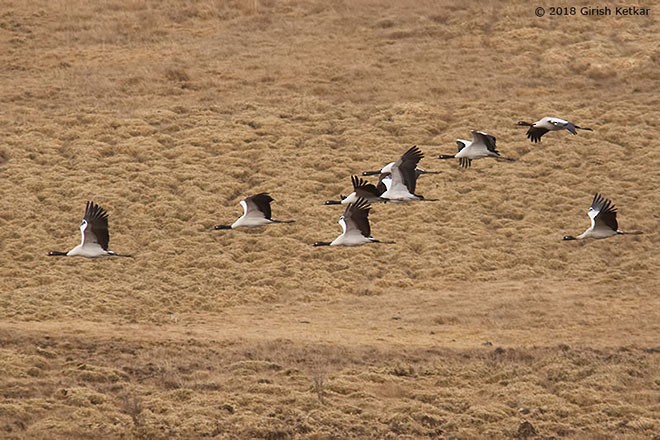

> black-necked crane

[
  {"left": 314, "top": 197, "right": 393, "bottom": 247},
  {"left": 214, "top": 193, "right": 294, "bottom": 229},
  {"left": 438, "top": 130, "right": 514, "bottom": 168},
  {"left": 517, "top": 117, "right": 593, "bottom": 143},
  {"left": 324, "top": 175, "right": 387, "bottom": 205},
  {"left": 377, "top": 145, "right": 433, "bottom": 201},
  {"left": 48, "top": 201, "right": 130, "bottom": 257},
  {"left": 563, "top": 193, "right": 642, "bottom": 241}
]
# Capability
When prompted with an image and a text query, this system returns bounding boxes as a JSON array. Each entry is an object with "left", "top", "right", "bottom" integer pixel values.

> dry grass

[{"left": 1, "top": 0, "right": 659, "bottom": 438}]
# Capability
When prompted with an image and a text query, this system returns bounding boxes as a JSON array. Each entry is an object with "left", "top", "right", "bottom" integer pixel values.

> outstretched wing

[
  {"left": 351, "top": 175, "right": 381, "bottom": 198},
  {"left": 245, "top": 193, "right": 274, "bottom": 219},
  {"left": 590, "top": 193, "right": 618, "bottom": 232},
  {"left": 526, "top": 127, "right": 548, "bottom": 143},
  {"left": 83, "top": 201, "right": 110, "bottom": 250},
  {"left": 344, "top": 197, "right": 372, "bottom": 238},
  {"left": 471, "top": 131, "right": 499, "bottom": 154},
  {"left": 395, "top": 145, "right": 424, "bottom": 194}
]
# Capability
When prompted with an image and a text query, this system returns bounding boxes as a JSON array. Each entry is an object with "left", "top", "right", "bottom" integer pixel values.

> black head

[
  {"left": 362, "top": 170, "right": 380, "bottom": 176},
  {"left": 313, "top": 241, "right": 331, "bottom": 247},
  {"left": 517, "top": 121, "right": 533, "bottom": 127},
  {"left": 214, "top": 225, "right": 232, "bottom": 230},
  {"left": 562, "top": 235, "right": 576, "bottom": 241},
  {"left": 48, "top": 250, "right": 68, "bottom": 256},
  {"left": 323, "top": 200, "right": 342, "bottom": 205}
]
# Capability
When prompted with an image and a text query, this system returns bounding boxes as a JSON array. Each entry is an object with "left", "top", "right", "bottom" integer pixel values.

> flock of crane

[{"left": 47, "top": 116, "right": 642, "bottom": 258}]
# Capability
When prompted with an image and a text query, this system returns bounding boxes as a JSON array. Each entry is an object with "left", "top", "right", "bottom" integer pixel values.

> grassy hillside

[{"left": 1, "top": 0, "right": 658, "bottom": 438}]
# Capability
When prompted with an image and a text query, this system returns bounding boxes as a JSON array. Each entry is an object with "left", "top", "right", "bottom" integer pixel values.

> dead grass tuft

[
  {"left": 120, "top": 394, "right": 143, "bottom": 427},
  {"left": 0, "top": 0, "right": 658, "bottom": 437},
  {"left": 164, "top": 66, "right": 191, "bottom": 82}
]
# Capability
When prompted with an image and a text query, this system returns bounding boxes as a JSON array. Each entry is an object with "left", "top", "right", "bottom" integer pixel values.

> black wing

[
  {"left": 484, "top": 133, "right": 498, "bottom": 153},
  {"left": 527, "top": 127, "right": 548, "bottom": 143},
  {"left": 248, "top": 193, "right": 274, "bottom": 219},
  {"left": 84, "top": 201, "right": 110, "bottom": 250},
  {"left": 351, "top": 175, "right": 382, "bottom": 198},
  {"left": 456, "top": 141, "right": 467, "bottom": 152},
  {"left": 345, "top": 197, "right": 372, "bottom": 237},
  {"left": 458, "top": 158, "right": 472, "bottom": 168},
  {"left": 376, "top": 173, "right": 390, "bottom": 194},
  {"left": 398, "top": 145, "right": 424, "bottom": 194},
  {"left": 591, "top": 193, "right": 618, "bottom": 231},
  {"left": 472, "top": 131, "right": 499, "bottom": 155}
]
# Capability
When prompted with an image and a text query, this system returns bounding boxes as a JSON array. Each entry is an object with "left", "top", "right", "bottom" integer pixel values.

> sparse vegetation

[{"left": 1, "top": 0, "right": 658, "bottom": 438}]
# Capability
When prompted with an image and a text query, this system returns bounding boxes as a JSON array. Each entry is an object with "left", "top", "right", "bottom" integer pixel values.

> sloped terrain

[{"left": 1, "top": 0, "right": 658, "bottom": 438}]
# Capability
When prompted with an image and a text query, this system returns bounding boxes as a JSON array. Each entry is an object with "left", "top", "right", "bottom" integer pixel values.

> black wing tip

[
  {"left": 351, "top": 197, "right": 372, "bottom": 212},
  {"left": 526, "top": 131, "right": 540, "bottom": 143},
  {"left": 459, "top": 158, "right": 471, "bottom": 168},
  {"left": 526, "top": 127, "right": 546, "bottom": 143},
  {"left": 85, "top": 200, "right": 109, "bottom": 219},
  {"left": 251, "top": 192, "right": 272, "bottom": 198},
  {"left": 351, "top": 175, "right": 369, "bottom": 189},
  {"left": 591, "top": 193, "right": 617, "bottom": 213},
  {"left": 403, "top": 145, "right": 424, "bottom": 161},
  {"left": 592, "top": 192, "right": 606, "bottom": 205},
  {"left": 250, "top": 193, "right": 275, "bottom": 205}
]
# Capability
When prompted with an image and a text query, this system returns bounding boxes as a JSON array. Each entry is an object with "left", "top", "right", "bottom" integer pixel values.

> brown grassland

[{"left": 1, "top": 0, "right": 659, "bottom": 438}]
